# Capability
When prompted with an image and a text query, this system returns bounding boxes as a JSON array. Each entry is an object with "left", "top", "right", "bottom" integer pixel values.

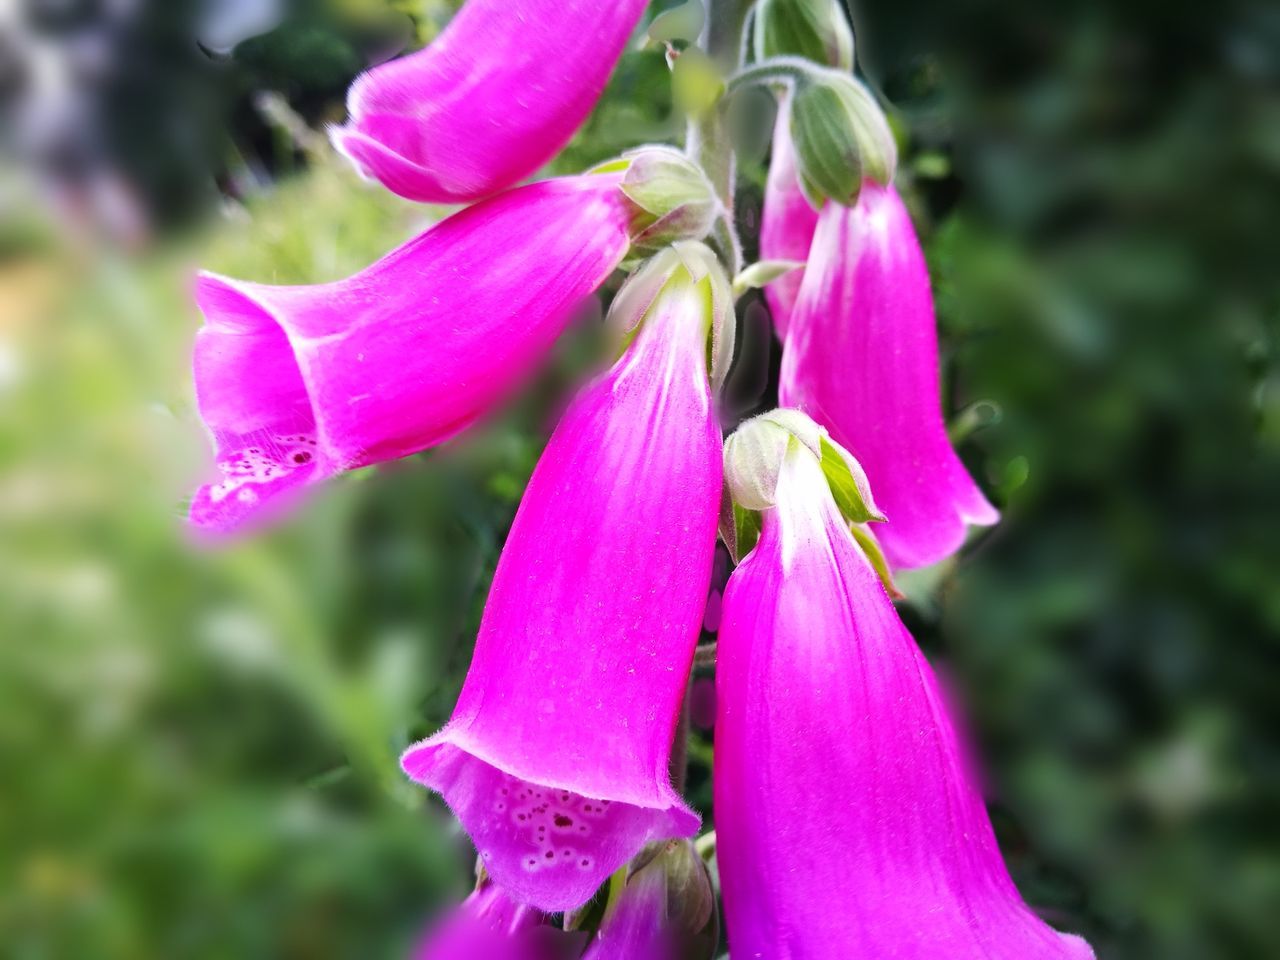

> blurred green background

[{"left": 1, "top": 0, "right": 1277, "bottom": 957}]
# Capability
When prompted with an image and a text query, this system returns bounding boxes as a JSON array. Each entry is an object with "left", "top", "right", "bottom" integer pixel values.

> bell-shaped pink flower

[
  {"left": 414, "top": 882, "right": 583, "bottom": 960},
  {"left": 401, "top": 246, "right": 729, "bottom": 912},
  {"left": 759, "top": 96, "right": 818, "bottom": 338},
  {"left": 780, "top": 181, "right": 998, "bottom": 568},
  {"left": 189, "top": 174, "right": 631, "bottom": 534},
  {"left": 715, "top": 430, "right": 1094, "bottom": 959},
  {"left": 331, "top": 0, "right": 649, "bottom": 203}
]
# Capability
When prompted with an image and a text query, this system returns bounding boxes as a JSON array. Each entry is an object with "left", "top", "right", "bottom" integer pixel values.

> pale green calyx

[
  {"left": 594, "top": 145, "right": 721, "bottom": 254},
  {"left": 788, "top": 68, "right": 897, "bottom": 207},
  {"left": 753, "top": 0, "right": 855, "bottom": 71},
  {"left": 606, "top": 241, "right": 736, "bottom": 390},
  {"left": 724, "top": 408, "right": 885, "bottom": 521},
  {"left": 722, "top": 409, "right": 889, "bottom": 566}
]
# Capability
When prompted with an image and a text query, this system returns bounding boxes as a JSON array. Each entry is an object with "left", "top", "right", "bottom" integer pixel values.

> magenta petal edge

[{"left": 331, "top": 0, "right": 650, "bottom": 203}]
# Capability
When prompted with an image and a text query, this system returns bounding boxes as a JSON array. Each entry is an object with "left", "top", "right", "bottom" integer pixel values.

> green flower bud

[
  {"left": 789, "top": 69, "right": 897, "bottom": 207},
  {"left": 602, "top": 840, "right": 717, "bottom": 960},
  {"left": 753, "top": 0, "right": 854, "bottom": 71},
  {"left": 593, "top": 145, "right": 721, "bottom": 255}
]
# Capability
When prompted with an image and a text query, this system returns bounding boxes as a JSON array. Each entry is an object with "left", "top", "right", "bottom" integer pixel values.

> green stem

[
  {"left": 687, "top": 0, "right": 752, "bottom": 210},
  {"left": 727, "top": 55, "right": 824, "bottom": 94},
  {"left": 705, "top": 0, "right": 751, "bottom": 68}
]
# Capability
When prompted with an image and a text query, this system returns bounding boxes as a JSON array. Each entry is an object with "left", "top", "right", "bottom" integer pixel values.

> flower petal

[
  {"left": 715, "top": 446, "right": 1091, "bottom": 959},
  {"left": 189, "top": 175, "right": 631, "bottom": 533},
  {"left": 760, "top": 95, "right": 820, "bottom": 338},
  {"left": 780, "top": 182, "right": 998, "bottom": 568},
  {"left": 332, "top": 0, "right": 650, "bottom": 203},
  {"left": 403, "top": 275, "right": 722, "bottom": 910}
]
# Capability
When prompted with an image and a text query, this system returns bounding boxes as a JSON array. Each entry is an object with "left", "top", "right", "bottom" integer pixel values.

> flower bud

[
  {"left": 608, "top": 242, "right": 735, "bottom": 390},
  {"left": 788, "top": 69, "right": 897, "bottom": 207},
  {"left": 753, "top": 0, "right": 854, "bottom": 70},
  {"left": 595, "top": 146, "right": 721, "bottom": 255},
  {"left": 584, "top": 840, "right": 717, "bottom": 960}
]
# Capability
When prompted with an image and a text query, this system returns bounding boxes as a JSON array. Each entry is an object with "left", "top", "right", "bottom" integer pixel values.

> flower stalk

[
  {"left": 688, "top": 0, "right": 753, "bottom": 207},
  {"left": 177, "top": 0, "right": 1095, "bottom": 952}
]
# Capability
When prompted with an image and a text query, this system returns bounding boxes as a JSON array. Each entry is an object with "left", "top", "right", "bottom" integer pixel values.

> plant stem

[
  {"left": 687, "top": 0, "right": 752, "bottom": 209},
  {"left": 726, "top": 55, "right": 820, "bottom": 93},
  {"left": 706, "top": 0, "right": 751, "bottom": 68}
]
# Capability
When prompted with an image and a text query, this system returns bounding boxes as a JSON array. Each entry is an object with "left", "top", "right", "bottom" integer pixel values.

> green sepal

[
  {"left": 787, "top": 69, "right": 898, "bottom": 207},
  {"left": 722, "top": 410, "right": 885, "bottom": 560},
  {"left": 731, "top": 502, "right": 762, "bottom": 563},
  {"left": 790, "top": 80, "right": 863, "bottom": 207},
  {"left": 613, "top": 146, "right": 719, "bottom": 254},
  {"left": 606, "top": 242, "right": 736, "bottom": 390},
  {"left": 849, "top": 522, "right": 903, "bottom": 599},
  {"left": 753, "top": 0, "right": 854, "bottom": 71},
  {"left": 819, "top": 435, "right": 886, "bottom": 524}
]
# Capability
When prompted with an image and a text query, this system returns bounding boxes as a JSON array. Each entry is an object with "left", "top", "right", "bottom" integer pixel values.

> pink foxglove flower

[
  {"left": 780, "top": 181, "right": 998, "bottom": 568},
  {"left": 715, "top": 416, "right": 1093, "bottom": 959},
  {"left": 584, "top": 840, "right": 717, "bottom": 960},
  {"left": 759, "top": 96, "right": 818, "bottom": 338},
  {"left": 190, "top": 174, "right": 632, "bottom": 534},
  {"left": 401, "top": 245, "right": 731, "bottom": 911},
  {"left": 331, "top": 0, "right": 649, "bottom": 203},
  {"left": 414, "top": 882, "right": 582, "bottom": 960}
]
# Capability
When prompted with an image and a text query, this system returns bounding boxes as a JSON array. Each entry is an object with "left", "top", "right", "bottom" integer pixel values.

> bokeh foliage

[{"left": 1, "top": 0, "right": 1277, "bottom": 957}]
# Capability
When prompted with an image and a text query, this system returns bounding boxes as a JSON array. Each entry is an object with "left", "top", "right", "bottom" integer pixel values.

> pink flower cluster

[{"left": 186, "top": 3, "right": 1092, "bottom": 957}]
